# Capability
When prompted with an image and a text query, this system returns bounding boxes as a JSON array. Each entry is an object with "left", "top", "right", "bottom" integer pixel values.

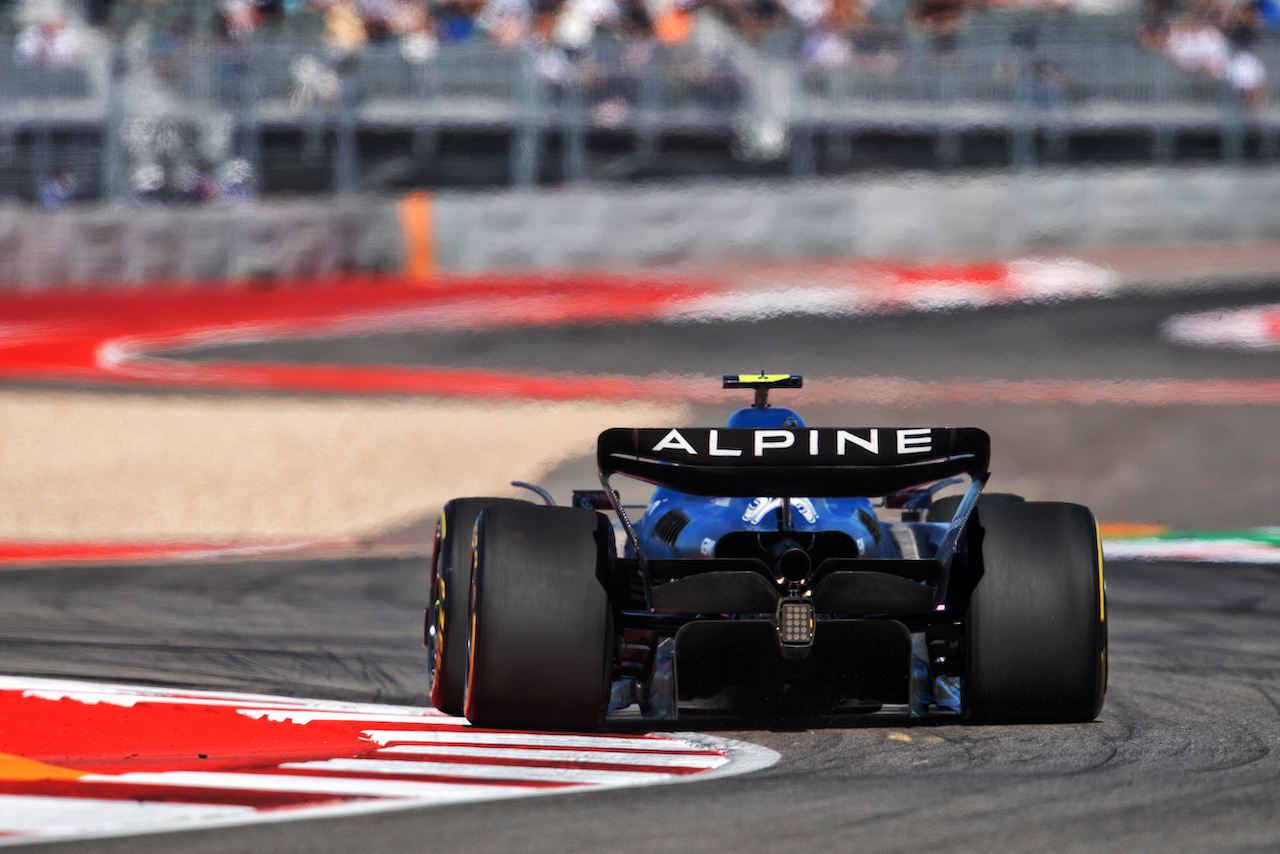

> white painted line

[
  {"left": 361, "top": 729, "right": 709, "bottom": 751},
  {"left": 1104, "top": 539, "right": 1280, "bottom": 564},
  {"left": 0, "top": 795, "right": 253, "bottom": 837},
  {"left": 372, "top": 744, "right": 727, "bottom": 768},
  {"left": 94, "top": 771, "right": 540, "bottom": 799},
  {"left": 278, "top": 759, "right": 680, "bottom": 785}
]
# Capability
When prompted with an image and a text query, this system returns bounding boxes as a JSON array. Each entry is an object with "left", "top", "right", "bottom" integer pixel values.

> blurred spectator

[
  {"left": 359, "top": 0, "right": 401, "bottom": 40},
  {"left": 476, "top": 0, "right": 533, "bottom": 47},
  {"left": 291, "top": 53, "right": 342, "bottom": 107},
  {"left": 17, "top": 14, "right": 82, "bottom": 67},
  {"left": 1136, "top": 0, "right": 1175, "bottom": 51},
  {"left": 437, "top": 0, "right": 486, "bottom": 43},
  {"left": 1228, "top": 46, "right": 1266, "bottom": 106},
  {"left": 555, "top": 0, "right": 620, "bottom": 48},
  {"left": 651, "top": 0, "right": 695, "bottom": 45},
  {"left": 219, "top": 159, "right": 256, "bottom": 203},
  {"left": 1164, "top": 11, "right": 1229, "bottom": 77},
  {"left": 321, "top": 0, "right": 368, "bottom": 52},
  {"left": 177, "top": 165, "right": 221, "bottom": 204},
  {"left": 128, "top": 164, "right": 165, "bottom": 207},
  {"left": 221, "top": 0, "right": 262, "bottom": 41},
  {"left": 38, "top": 170, "right": 76, "bottom": 210},
  {"left": 908, "top": 0, "right": 967, "bottom": 60},
  {"left": 153, "top": 19, "right": 189, "bottom": 84},
  {"left": 1224, "top": 0, "right": 1266, "bottom": 106}
]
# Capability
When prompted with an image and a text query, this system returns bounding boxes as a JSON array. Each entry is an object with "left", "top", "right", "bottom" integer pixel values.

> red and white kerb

[{"left": 0, "top": 676, "right": 777, "bottom": 845}]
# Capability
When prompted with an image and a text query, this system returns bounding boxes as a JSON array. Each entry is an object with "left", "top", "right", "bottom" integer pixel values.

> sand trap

[{"left": 0, "top": 390, "right": 686, "bottom": 543}]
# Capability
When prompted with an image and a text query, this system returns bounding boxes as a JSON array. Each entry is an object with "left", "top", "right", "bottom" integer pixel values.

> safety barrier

[
  {"left": 0, "top": 198, "right": 402, "bottom": 287},
  {"left": 4, "top": 165, "right": 1280, "bottom": 289}
]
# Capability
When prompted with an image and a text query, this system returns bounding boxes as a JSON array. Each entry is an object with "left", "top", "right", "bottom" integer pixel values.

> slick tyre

[
  {"left": 930, "top": 492, "right": 1023, "bottom": 524},
  {"left": 465, "top": 504, "right": 615, "bottom": 730},
  {"left": 427, "top": 497, "right": 529, "bottom": 717},
  {"left": 963, "top": 501, "right": 1107, "bottom": 724}
]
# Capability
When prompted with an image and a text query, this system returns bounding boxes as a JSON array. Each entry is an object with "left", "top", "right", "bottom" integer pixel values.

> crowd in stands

[
  {"left": 5, "top": 0, "right": 1275, "bottom": 81},
  {"left": 1137, "top": 0, "right": 1272, "bottom": 104},
  {"left": 3, "top": 0, "right": 1275, "bottom": 206}
]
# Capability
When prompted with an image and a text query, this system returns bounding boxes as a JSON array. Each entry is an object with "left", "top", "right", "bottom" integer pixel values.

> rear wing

[{"left": 597, "top": 427, "right": 990, "bottom": 498}]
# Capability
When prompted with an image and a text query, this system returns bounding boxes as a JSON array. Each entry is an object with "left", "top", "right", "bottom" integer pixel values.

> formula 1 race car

[{"left": 426, "top": 374, "right": 1107, "bottom": 729}]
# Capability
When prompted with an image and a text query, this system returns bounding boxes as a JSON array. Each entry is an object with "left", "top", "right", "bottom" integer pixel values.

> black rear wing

[{"left": 597, "top": 427, "right": 990, "bottom": 497}]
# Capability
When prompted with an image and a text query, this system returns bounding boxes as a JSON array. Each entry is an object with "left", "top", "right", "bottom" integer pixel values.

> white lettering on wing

[
  {"left": 652, "top": 429, "right": 697, "bottom": 455},
  {"left": 837, "top": 429, "right": 879, "bottom": 455},
  {"left": 896, "top": 428, "right": 933, "bottom": 455},
  {"left": 754, "top": 430, "right": 795, "bottom": 456},
  {"left": 708, "top": 429, "right": 742, "bottom": 457}
]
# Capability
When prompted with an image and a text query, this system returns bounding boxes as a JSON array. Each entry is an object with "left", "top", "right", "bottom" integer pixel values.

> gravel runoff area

[{"left": 0, "top": 390, "right": 685, "bottom": 544}]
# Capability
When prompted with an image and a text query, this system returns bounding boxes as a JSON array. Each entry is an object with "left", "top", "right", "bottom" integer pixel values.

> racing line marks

[{"left": 0, "top": 676, "right": 778, "bottom": 845}]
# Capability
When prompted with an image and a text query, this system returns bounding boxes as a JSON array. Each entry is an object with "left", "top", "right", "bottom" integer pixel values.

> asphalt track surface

[
  {"left": 8, "top": 281, "right": 1280, "bottom": 851},
  {"left": 4, "top": 557, "right": 1280, "bottom": 853},
  {"left": 174, "top": 283, "right": 1280, "bottom": 382}
]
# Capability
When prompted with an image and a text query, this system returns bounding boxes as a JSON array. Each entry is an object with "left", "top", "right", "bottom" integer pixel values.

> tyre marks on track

[{"left": 0, "top": 676, "right": 778, "bottom": 846}]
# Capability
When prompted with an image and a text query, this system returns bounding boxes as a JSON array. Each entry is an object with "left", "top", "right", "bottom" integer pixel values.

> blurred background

[{"left": 0, "top": 0, "right": 1275, "bottom": 200}]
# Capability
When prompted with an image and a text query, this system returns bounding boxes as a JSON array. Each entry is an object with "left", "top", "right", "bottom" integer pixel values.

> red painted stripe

[
  {"left": 0, "top": 541, "right": 325, "bottom": 566},
  {"left": 0, "top": 779, "right": 357, "bottom": 810},
  {"left": 0, "top": 692, "right": 409, "bottom": 772}
]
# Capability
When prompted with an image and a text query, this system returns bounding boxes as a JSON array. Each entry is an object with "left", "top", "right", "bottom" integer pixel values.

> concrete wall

[
  {"left": 433, "top": 168, "right": 1280, "bottom": 271},
  {"left": 4, "top": 166, "right": 1280, "bottom": 288},
  {"left": 0, "top": 199, "right": 403, "bottom": 288}
]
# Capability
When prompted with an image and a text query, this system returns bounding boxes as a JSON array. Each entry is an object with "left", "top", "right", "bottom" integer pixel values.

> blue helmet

[{"left": 724, "top": 406, "right": 807, "bottom": 429}]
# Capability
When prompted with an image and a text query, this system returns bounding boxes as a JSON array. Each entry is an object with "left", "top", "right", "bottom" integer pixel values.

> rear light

[{"left": 777, "top": 598, "right": 815, "bottom": 647}]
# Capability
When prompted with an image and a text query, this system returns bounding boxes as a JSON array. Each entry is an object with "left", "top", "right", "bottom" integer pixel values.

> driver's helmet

[{"left": 723, "top": 406, "right": 807, "bottom": 429}]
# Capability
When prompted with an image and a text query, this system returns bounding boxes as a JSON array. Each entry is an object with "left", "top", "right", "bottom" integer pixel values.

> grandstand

[{"left": 0, "top": 0, "right": 1275, "bottom": 203}]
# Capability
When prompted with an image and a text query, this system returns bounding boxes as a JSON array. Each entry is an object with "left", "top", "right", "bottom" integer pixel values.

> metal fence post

[
  {"left": 789, "top": 62, "right": 815, "bottom": 177},
  {"left": 511, "top": 50, "right": 538, "bottom": 188},
  {"left": 1222, "top": 88, "right": 1244, "bottom": 163},
  {"left": 934, "top": 56, "right": 960, "bottom": 167},
  {"left": 334, "top": 59, "right": 360, "bottom": 195},
  {"left": 1153, "top": 59, "right": 1173, "bottom": 163},
  {"left": 1010, "top": 58, "right": 1036, "bottom": 171},
  {"left": 563, "top": 77, "right": 586, "bottom": 182},
  {"left": 102, "top": 42, "right": 123, "bottom": 202},
  {"left": 637, "top": 61, "right": 660, "bottom": 162}
]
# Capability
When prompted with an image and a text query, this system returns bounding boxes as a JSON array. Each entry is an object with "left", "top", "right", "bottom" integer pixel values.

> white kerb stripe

[
  {"left": 360, "top": 730, "right": 710, "bottom": 751},
  {"left": 375, "top": 744, "right": 727, "bottom": 769},
  {"left": 0, "top": 795, "right": 253, "bottom": 836},
  {"left": 280, "top": 759, "right": 678, "bottom": 786},
  {"left": 89, "top": 772, "right": 534, "bottom": 800}
]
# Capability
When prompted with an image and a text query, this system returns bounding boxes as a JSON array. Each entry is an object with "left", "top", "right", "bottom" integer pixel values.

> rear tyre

[
  {"left": 962, "top": 501, "right": 1107, "bottom": 724},
  {"left": 427, "top": 497, "right": 528, "bottom": 716},
  {"left": 465, "top": 504, "right": 615, "bottom": 730},
  {"left": 930, "top": 492, "right": 1024, "bottom": 523}
]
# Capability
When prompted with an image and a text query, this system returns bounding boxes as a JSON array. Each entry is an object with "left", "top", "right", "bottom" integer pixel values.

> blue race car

[{"left": 426, "top": 373, "right": 1107, "bottom": 729}]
